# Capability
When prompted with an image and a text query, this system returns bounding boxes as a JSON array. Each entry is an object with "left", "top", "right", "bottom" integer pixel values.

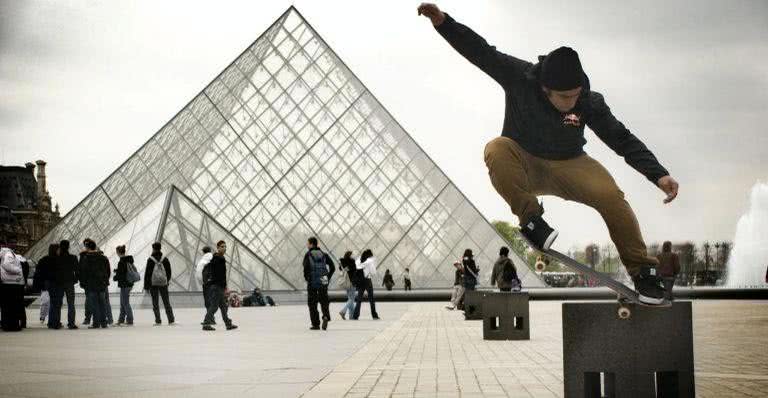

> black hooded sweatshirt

[{"left": 435, "top": 13, "right": 669, "bottom": 185}]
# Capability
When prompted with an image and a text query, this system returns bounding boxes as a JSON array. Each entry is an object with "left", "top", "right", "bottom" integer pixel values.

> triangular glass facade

[{"left": 25, "top": 7, "right": 544, "bottom": 290}]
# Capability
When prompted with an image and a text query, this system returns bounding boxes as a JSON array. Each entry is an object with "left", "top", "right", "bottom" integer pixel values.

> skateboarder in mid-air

[{"left": 418, "top": 3, "right": 680, "bottom": 305}]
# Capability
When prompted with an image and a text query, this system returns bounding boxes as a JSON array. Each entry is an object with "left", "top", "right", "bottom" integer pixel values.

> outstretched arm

[
  {"left": 418, "top": 3, "right": 530, "bottom": 87},
  {"left": 587, "top": 92, "right": 679, "bottom": 203}
]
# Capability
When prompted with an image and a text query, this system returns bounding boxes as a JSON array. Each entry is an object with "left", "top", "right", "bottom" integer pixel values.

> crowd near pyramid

[{"left": 25, "top": 7, "right": 543, "bottom": 291}]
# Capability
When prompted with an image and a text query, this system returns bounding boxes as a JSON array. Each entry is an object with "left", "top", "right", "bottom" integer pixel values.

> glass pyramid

[{"left": 25, "top": 6, "right": 544, "bottom": 290}]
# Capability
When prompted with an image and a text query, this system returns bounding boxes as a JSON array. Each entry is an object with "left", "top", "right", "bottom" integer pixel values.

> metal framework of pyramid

[{"left": 26, "top": 7, "right": 544, "bottom": 291}]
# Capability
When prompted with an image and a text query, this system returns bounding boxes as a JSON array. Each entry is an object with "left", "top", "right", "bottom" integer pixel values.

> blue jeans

[
  {"left": 341, "top": 287, "right": 357, "bottom": 317},
  {"left": 86, "top": 290, "right": 108, "bottom": 327},
  {"left": 48, "top": 285, "right": 76, "bottom": 328},
  {"left": 118, "top": 287, "right": 133, "bottom": 323}
]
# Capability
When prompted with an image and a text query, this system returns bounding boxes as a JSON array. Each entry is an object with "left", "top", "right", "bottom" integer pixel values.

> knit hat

[{"left": 540, "top": 46, "right": 585, "bottom": 90}]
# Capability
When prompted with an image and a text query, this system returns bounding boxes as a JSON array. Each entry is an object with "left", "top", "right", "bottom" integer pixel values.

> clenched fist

[{"left": 417, "top": 3, "right": 446, "bottom": 26}]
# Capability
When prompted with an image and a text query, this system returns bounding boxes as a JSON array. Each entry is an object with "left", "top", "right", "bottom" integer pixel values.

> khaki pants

[{"left": 484, "top": 136, "right": 657, "bottom": 276}]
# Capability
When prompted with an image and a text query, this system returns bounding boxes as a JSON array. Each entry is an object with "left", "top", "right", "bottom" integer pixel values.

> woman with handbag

[
  {"left": 114, "top": 245, "right": 138, "bottom": 326},
  {"left": 337, "top": 251, "right": 357, "bottom": 320}
]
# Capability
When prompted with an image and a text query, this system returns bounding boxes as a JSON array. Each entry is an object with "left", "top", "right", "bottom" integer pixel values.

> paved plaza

[{"left": 0, "top": 300, "right": 766, "bottom": 397}]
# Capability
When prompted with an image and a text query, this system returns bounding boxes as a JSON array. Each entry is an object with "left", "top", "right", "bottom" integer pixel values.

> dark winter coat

[
  {"left": 143, "top": 251, "right": 171, "bottom": 290},
  {"left": 79, "top": 251, "right": 111, "bottom": 291},
  {"left": 33, "top": 254, "right": 56, "bottom": 291},
  {"left": 208, "top": 254, "right": 227, "bottom": 288},
  {"left": 302, "top": 248, "right": 335, "bottom": 287},
  {"left": 53, "top": 254, "right": 79, "bottom": 288},
  {"left": 435, "top": 13, "right": 669, "bottom": 185},
  {"left": 490, "top": 256, "right": 518, "bottom": 290},
  {"left": 113, "top": 255, "right": 135, "bottom": 288}
]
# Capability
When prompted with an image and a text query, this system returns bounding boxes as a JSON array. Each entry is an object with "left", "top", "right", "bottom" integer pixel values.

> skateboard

[{"left": 541, "top": 248, "right": 671, "bottom": 319}]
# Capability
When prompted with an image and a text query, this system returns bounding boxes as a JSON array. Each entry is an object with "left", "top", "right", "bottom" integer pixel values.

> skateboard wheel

[
  {"left": 535, "top": 261, "right": 546, "bottom": 272},
  {"left": 617, "top": 306, "right": 631, "bottom": 320}
]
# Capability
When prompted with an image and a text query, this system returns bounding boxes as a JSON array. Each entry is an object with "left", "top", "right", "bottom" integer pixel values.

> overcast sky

[{"left": 1, "top": 0, "right": 766, "bottom": 252}]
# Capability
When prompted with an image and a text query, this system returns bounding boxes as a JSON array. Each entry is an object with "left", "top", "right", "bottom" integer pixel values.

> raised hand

[{"left": 417, "top": 3, "right": 446, "bottom": 26}]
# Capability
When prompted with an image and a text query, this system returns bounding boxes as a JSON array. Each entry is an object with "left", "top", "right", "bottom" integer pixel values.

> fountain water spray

[{"left": 726, "top": 181, "right": 768, "bottom": 287}]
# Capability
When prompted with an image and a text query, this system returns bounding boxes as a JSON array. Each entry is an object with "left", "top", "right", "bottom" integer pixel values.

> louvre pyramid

[{"left": 26, "top": 7, "right": 544, "bottom": 290}]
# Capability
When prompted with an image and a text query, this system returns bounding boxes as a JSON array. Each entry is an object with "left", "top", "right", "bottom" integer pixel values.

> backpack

[
  {"left": 502, "top": 258, "right": 517, "bottom": 282},
  {"left": 308, "top": 250, "right": 329, "bottom": 288},
  {"left": 150, "top": 256, "right": 168, "bottom": 286},
  {"left": 125, "top": 259, "right": 141, "bottom": 284},
  {"left": 0, "top": 250, "right": 23, "bottom": 284}
]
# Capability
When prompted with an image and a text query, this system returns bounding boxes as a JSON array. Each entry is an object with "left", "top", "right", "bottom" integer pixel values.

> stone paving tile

[{"left": 303, "top": 300, "right": 768, "bottom": 398}]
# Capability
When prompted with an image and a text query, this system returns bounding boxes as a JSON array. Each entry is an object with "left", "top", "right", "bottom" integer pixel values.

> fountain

[{"left": 726, "top": 181, "right": 768, "bottom": 287}]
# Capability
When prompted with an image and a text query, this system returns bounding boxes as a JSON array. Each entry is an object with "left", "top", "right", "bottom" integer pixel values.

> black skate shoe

[
  {"left": 632, "top": 266, "right": 667, "bottom": 305},
  {"left": 520, "top": 215, "right": 558, "bottom": 251}
]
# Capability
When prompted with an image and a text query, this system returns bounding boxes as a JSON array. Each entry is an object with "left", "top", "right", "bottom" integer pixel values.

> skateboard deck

[
  {"left": 544, "top": 249, "right": 641, "bottom": 304},
  {"left": 540, "top": 248, "right": 671, "bottom": 319}
]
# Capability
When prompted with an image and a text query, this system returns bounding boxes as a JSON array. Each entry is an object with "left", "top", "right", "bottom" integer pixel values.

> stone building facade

[{"left": 0, "top": 160, "right": 61, "bottom": 254}]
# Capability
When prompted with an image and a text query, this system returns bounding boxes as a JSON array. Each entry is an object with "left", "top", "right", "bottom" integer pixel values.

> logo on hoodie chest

[{"left": 562, "top": 113, "right": 582, "bottom": 127}]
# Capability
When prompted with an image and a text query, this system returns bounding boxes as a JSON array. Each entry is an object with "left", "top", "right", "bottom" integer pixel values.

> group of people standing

[
  {"left": 2, "top": 238, "right": 178, "bottom": 331},
  {"left": 447, "top": 247, "right": 522, "bottom": 310},
  {"left": 303, "top": 237, "right": 381, "bottom": 331}
]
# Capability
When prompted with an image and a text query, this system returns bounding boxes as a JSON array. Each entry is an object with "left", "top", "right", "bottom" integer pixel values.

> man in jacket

[
  {"left": 202, "top": 240, "right": 237, "bottom": 331},
  {"left": 303, "top": 237, "right": 334, "bottom": 330},
  {"left": 143, "top": 242, "right": 175, "bottom": 325},
  {"left": 51, "top": 240, "right": 79, "bottom": 329},
  {"left": 490, "top": 247, "right": 520, "bottom": 292},
  {"left": 79, "top": 239, "right": 110, "bottom": 329},
  {"left": 418, "top": 3, "right": 678, "bottom": 305}
]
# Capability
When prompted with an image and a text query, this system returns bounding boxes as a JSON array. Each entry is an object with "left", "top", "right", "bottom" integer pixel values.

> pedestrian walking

[
  {"left": 337, "top": 251, "right": 357, "bottom": 320},
  {"left": 656, "top": 241, "right": 680, "bottom": 301},
  {"left": 202, "top": 241, "right": 237, "bottom": 331},
  {"left": 303, "top": 237, "right": 334, "bottom": 330},
  {"left": 446, "top": 261, "right": 464, "bottom": 310},
  {"left": 352, "top": 249, "right": 379, "bottom": 320},
  {"left": 403, "top": 268, "right": 412, "bottom": 291}
]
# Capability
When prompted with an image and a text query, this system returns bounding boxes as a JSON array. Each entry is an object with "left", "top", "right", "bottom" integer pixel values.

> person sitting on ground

[
  {"left": 490, "top": 246, "right": 521, "bottom": 292},
  {"left": 247, "top": 288, "right": 275, "bottom": 307},
  {"left": 382, "top": 269, "right": 395, "bottom": 291}
]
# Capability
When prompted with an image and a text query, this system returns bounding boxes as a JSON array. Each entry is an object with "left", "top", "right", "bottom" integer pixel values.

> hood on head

[{"left": 526, "top": 55, "right": 591, "bottom": 92}]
